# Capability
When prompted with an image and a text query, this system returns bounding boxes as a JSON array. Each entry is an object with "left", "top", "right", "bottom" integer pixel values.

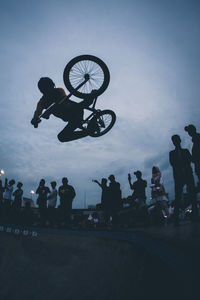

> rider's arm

[
  {"left": 33, "top": 98, "right": 44, "bottom": 119},
  {"left": 31, "top": 98, "right": 44, "bottom": 127}
]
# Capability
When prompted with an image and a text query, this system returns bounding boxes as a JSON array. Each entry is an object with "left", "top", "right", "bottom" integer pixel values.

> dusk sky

[{"left": 1, "top": 0, "right": 200, "bottom": 207}]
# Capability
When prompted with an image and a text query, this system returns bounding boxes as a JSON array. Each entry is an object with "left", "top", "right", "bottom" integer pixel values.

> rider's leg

[{"left": 57, "top": 121, "right": 88, "bottom": 142}]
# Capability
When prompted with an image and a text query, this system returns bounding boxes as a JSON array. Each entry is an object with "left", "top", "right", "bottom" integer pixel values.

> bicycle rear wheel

[
  {"left": 87, "top": 110, "right": 116, "bottom": 137},
  {"left": 63, "top": 55, "right": 110, "bottom": 99}
]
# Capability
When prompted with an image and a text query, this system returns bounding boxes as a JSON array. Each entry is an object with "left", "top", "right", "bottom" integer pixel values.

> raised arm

[
  {"left": 92, "top": 180, "right": 102, "bottom": 188},
  {"left": 128, "top": 174, "right": 133, "bottom": 190}
]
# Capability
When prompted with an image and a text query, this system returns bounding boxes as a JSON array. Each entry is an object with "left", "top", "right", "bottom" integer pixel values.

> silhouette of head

[
  {"left": 134, "top": 170, "right": 142, "bottom": 179},
  {"left": 17, "top": 182, "right": 23, "bottom": 188},
  {"left": 171, "top": 135, "right": 181, "bottom": 147},
  {"left": 108, "top": 175, "right": 115, "bottom": 182},
  {"left": 9, "top": 179, "right": 15, "bottom": 186},
  {"left": 38, "top": 77, "right": 55, "bottom": 94},
  {"left": 62, "top": 177, "right": 68, "bottom": 185},
  {"left": 51, "top": 181, "right": 57, "bottom": 189},
  {"left": 39, "top": 179, "right": 45, "bottom": 186},
  {"left": 184, "top": 124, "right": 196, "bottom": 136},
  {"left": 152, "top": 166, "right": 161, "bottom": 176}
]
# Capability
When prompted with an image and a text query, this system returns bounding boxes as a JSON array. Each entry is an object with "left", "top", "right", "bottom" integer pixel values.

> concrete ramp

[{"left": 0, "top": 231, "right": 188, "bottom": 300}]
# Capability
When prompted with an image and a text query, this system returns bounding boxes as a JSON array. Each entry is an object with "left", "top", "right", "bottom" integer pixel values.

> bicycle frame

[{"left": 82, "top": 107, "right": 98, "bottom": 126}]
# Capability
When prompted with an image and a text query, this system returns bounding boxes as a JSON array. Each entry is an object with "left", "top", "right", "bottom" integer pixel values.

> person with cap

[
  {"left": 185, "top": 124, "right": 200, "bottom": 185},
  {"left": 128, "top": 170, "right": 147, "bottom": 205},
  {"left": 169, "top": 134, "right": 198, "bottom": 225}
]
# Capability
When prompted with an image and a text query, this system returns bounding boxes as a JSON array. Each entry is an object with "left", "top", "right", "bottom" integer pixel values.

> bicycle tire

[
  {"left": 87, "top": 109, "right": 116, "bottom": 137},
  {"left": 63, "top": 55, "right": 110, "bottom": 99}
]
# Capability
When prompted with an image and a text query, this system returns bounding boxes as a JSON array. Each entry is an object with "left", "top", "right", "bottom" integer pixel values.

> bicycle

[{"left": 38, "top": 55, "right": 116, "bottom": 138}]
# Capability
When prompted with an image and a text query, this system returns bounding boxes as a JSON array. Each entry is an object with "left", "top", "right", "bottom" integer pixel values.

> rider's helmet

[{"left": 38, "top": 77, "right": 55, "bottom": 94}]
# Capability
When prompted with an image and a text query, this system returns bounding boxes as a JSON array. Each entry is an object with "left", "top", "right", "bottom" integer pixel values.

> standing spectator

[
  {"left": 0, "top": 180, "right": 5, "bottom": 220},
  {"left": 58, "top": 178, "right": 76, "bottom": 226},
  {"left": 151, "top": 166, "right": 165, "bottom": 202},
  {"left": 128, "top": 170, "right": 147, "bottom": 206},
  {"left": 4, "top": 178, "right": 15, "bottom": 221},
  {"left": 169, "top": 135, "right": 198, "bottom": 225},
  {"left": 36, "top": 179, "right": 50, "bottom": 226},
  {"left": 12, "top": 182, "right": 23, "bottom": 224},
  {"left": 47, "top": 181, "right": 57, "bottom": 226},
  {"left": 185, "top": 124, "right": 200, "bottom": 185},
  {"left": 108, "top": 175, "right": 122, "bottom": 227},
  {"left": 0, "top": 180, "right": 4, "bottom": 203},
  {"left": 93, "top": 178, "right": 110, "bottom": 224},
  {"left": 150, "top": 166, "right": 169, "bottom": 222}
]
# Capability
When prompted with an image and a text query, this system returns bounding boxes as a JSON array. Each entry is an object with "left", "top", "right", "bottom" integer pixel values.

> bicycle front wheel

[
  {"left": 63, "top": 55, "right": 110, "bottom": 99},
  {"left": 87, "top": 110, "right": 116, "bottom": 137}
]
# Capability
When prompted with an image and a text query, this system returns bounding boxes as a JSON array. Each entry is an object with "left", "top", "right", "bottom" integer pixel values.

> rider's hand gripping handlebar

[{"left": 31, "top": 117, "right": 41, "bottom": 128}]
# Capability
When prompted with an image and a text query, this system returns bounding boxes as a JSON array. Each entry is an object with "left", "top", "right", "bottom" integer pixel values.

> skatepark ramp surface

[{"left": 0, "top": 228, "right": 191, "bottom": 300}]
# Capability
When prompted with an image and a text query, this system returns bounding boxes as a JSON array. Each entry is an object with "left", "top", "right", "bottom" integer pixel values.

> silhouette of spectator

[
  {"left": 150, "top": 166, "right": 169, "bottom": 222},
  {"left": 3, "top": 178, "right": 15, "bottom": 221},
  {"left": 169, "top": 135, "right": 198, "bottom": 225},
  {"left": 12, "top": 182, "right": 23, "bottom": 224},
  {"left": 58, "top": 177, "right": 76, "bottom": 226},
  {"left": 47, "top": 181, "right": 57, "bottom": 226},
  {"left": 0, "top": 180, "right": 4, "bottom": 201},
  {"left": 128, "top": 170, "right": 147, "bottom": 205},
  {"left": 36, "top": 179, "right": 50, "bottom": 226},
  {"left": 93, "top": 178, "right": 110, "bottom": 224},
  {"left": 185, "top": 124, "right": 200, "bottom": 185},
  {"left": 0, "top": 180, "right": 5, "bottom": 220},
  {"left": 31, "top": 77, "right": 95, "bottom": 142},
  {"left": 108, "top": 175, "right": 122, "bottom": 226}
]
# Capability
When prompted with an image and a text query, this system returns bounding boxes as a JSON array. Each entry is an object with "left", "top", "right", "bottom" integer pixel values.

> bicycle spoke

[
  {"left": 90, "top": 66, "right": 103, "bottom": 76},
  {"left": 79, "top": 60, "right": 86, "bottom": 73},
  {"left": 70, "top": 77, "right": 83, "bottom": 86},
  {"left": 90, "top": 77, "right": 103, "bottom": 87},
  {"left": 70, "top": 68, "right": 83, "bottom": 75},
  {"left": 88, "top": 80, "right": 93, "bottom": 91},
  {"left": 88, "top": 60, "right": 94, "bottom": 74},
  {"left": 88, "top": 61, "right": 96, "bottom": 74},
  {"left": 73, "top": 63, "right": 84, "bottom": 74}
]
